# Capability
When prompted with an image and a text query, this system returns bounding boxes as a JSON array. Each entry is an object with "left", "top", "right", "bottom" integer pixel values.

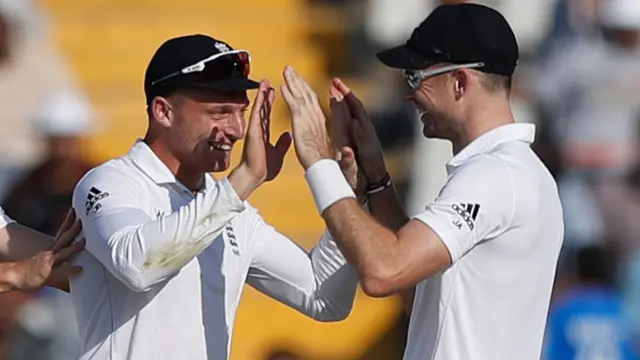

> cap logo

[{"left": 214, "top": 42, "right": 231, "bottom": 53}]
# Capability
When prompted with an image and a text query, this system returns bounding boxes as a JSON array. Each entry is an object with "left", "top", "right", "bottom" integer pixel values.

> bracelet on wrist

[{"left": 365, "top": 172, "right": 392, "bottom": 196}]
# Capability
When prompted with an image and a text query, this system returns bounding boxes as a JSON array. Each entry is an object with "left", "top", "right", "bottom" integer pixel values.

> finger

[
  {"left": 329, "top": 85, "right": 344, "bottom": 101},
  {"left": 291, "top": 67, "right": 318, "bottom": 104},
  {"left": 342, "top": 146, "right": 356, "bottom": 163},
  {"left": 350, "top": 120, "right": 368, "bottom": 154},
  {"left": 339, "top": 146, "right": 356, "bottom": 170},
  {"left": 274, "top": 132, "right": 292, "bottom": 156},
  {"left": 333, "top": 78, "right": 351, "bottom": 96},
  {"left": 329, "top": 96, "right": 352, "bottom": 149},
  {"left": 280, "top": 84, "right": 299, "bottom": 115},
  {"left": 283, "top": 66, "right": 305, "bottom": 100},
  {"left": 52, "top": 219, "right": 82, "bottom": 253},
  {"left": 334, "top": 78, "right": 370, "bottom": 128},
  {"left": 249, "top": 80, "right": 269, "bottom": 134},
  {"left": 51, "top": 263, "right": 83, "bottom": 277},
  {"left": 53, "top": 238, "right": 85, "bottom": 265},
  {"left": 261, "top": 87, "right": 276, "bottom": 143},
  {"left": 48, "top": 264, "right": 83, "bottom": 292},
  {"left": 54, "top": 209, "right": 76, "bottom": 240}
]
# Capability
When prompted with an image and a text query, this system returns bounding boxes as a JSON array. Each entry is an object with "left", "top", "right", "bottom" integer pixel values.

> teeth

[{"left": 210, "top": 143, "right": 232, "bottom": 151}]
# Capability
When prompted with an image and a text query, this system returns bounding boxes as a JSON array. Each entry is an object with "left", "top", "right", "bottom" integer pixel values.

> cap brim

[
  {"left": 376, "top": 45, "right": 437, "bottom": 70},
  {"left": 189, "top": 76, "right": 260, "bottom": 92}
]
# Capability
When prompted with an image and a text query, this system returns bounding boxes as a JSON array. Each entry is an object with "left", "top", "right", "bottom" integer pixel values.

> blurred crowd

[{"left": 0, "top": 0, "right": 636, "bottom": 359}]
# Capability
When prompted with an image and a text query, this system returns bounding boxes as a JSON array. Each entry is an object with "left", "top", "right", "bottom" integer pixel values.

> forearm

[
  {"left": 303, "top": 230, "right": 358, "bottom": 320},
  {"left": 368, "top": 186, "right": 409, "bottom": 233},
  {"left": 85, "top": 177, "right": 246, "bottom": 291},
  {"left": 247, "top": 221, "right": 357, "bottom": 321},
  {"left": 368, "top": 187, "right": 414, "bottom": 311},
  {"left": 322, "top": 198, "right": 400, "bottom": 297},
  {"left": 0, "top": 224, "right": 53, "bottom": 262}
]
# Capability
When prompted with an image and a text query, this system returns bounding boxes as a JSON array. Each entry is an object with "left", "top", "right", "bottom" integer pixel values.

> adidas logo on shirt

[
  {"left": 85, "top": 186, "right": 110, "bottom": 215},
  {"left": 451, "top": 203, "right": 480, "bottom": 230}
]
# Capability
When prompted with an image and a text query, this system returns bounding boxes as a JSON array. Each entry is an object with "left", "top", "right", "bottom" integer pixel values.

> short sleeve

[
  {"left": 0, "top": 206, "right": 15, "bottom": 230},
  {"left": 412, "top": 158, "right": 515, "bottom": 263}
]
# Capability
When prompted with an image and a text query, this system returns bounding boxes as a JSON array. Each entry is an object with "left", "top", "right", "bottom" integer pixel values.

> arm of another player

[
  {"left": 282, "top": 66, "right": 514, "bottom": 297},
  {"left": 245, "top": 206, "right": 358, "bottom": 322},
  {"left": 73, "top": 81, "right": 281, "bottom": 292},
  {"left": 0, "top": 209, "right": 84, "bottom": 292}
]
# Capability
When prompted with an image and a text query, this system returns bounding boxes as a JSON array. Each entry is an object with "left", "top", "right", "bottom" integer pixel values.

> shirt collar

[
  {"left": 447, "top": 123, "right": 536, "bottom": 171},
  {"left": 127, "top": 139, "right": 215, "bottom": 190}
]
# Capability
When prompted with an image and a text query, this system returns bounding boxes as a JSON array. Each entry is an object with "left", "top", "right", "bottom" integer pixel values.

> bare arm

[
  {"left": 322, "top": 196, "right": 450, "bottom": 297},
  {"left": 368, "top": 187, "right": 415, "bottom": 312}
]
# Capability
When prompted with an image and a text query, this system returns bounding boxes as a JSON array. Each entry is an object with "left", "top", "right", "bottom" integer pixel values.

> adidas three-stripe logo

[
  {"left": 451, "top": 203, "right": 481, "bottom": 230},
  {"left": 85, "top": 186, "right": 110, "bottom": 215}
]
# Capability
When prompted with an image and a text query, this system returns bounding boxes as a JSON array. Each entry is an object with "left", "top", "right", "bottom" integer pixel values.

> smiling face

[
  {"left": 150, "top": 88, "right": 249, "bottom": 174},
  {"left": 405, "top": 64, "right": 466, "bottom": 141}
]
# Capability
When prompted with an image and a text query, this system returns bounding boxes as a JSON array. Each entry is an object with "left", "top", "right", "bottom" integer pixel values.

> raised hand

[
  {"left": 332, "top": 78, "right": 388, "bottom": 184},
  {"left": 280, "top": 66, "right": 333, "bottom": 170},
  {"left": 329, "top": 84, "right": 365, "bottom": 195},
  {"left": 231, "top": 80, "right": 292, "bottom": 200},
  {"left": 241, "top": 80, "right": 292, "bottom": 184}
]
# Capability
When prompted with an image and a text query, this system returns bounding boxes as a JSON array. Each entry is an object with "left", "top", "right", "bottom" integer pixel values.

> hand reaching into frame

[{"left": 8, "top": 210, "right": 84, "bottom": 292}]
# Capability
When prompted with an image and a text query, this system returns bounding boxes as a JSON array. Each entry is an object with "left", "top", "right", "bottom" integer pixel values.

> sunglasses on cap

[
  {"left": 151, "top": 49, "right": 252, "bottom": 86},
  {"left": 403, "top": 62, "right": 485, "bottom": 91}
]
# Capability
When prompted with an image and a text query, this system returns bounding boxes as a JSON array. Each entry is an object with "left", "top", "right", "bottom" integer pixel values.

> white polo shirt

[
  {"left": 0, "top": 207, "right": 14, "bottom": 230},
  {"left": 405, "top": 123, "right": 564, "bottom": 360},
  {"left": 69, "top": 140, "right": 357, "bottom": 360}
]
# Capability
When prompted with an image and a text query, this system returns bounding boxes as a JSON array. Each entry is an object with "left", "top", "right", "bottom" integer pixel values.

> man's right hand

[
  {"left": 331, "top": 78, "right": 389, "bottom": 185},
  {"left": 230, "top": 80, "right": 292, "bottom": 200}
]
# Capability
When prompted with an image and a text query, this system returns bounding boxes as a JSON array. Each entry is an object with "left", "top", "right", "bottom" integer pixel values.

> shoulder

[
  {"left": 72, "top": 156, "right": 144, "bottom": 212},
  {"left": 446, "top": 155, "right": 514, "bottom": 195},
  {"left": 74, "top": 157, "right": 140, "bottom": 194}
]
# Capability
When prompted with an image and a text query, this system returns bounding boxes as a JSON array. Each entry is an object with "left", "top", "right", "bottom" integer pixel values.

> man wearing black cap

[
  {"left": 279, "top": 3, "right": 564, "bottom": 359},
  {"left": 69, "top": 34, "right": 358, "bottom": 360}
]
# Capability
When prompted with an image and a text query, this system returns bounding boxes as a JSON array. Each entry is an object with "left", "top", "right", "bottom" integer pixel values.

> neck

[
  {"left": 143, "top": 134, "right": 204, "bottom": 192},
  {"left": 451, "top": 95, "right": 515, "bottom": 154}
]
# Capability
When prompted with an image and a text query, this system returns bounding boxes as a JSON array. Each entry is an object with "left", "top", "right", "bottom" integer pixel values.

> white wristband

[{"left": 305, "top": 159, "right": 356, "bottom": 214}]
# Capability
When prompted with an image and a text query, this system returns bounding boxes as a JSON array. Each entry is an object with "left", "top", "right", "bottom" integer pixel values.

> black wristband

[{"left": 365, "top": 172, "right": 392, "bottom": 195}]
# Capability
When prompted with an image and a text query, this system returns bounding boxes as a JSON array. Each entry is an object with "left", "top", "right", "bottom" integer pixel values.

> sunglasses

[
  {"left": 151, "top": 49, "right": 252, "bottom": 86},
  {"left": 403, "top": 62, "right": 485, "bottom": 91}
]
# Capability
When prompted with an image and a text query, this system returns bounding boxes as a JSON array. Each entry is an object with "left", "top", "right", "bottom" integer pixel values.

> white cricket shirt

[
  {"left": 69, "top": 140, "right": 358, "bottom": 360},
  {"left": 405, "top": 123, "right": 564, "bottom": 360},
  {"left": 0, "top": 207, "right": 14, "bottom": 230}
]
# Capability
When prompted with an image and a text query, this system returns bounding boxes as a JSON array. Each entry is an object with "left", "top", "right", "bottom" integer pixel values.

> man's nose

[{"left": 225, "top": 113, "right": 245, "bottom": 139}]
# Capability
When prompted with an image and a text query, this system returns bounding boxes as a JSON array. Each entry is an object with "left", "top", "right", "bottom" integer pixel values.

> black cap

[
  {"left": 376, "top": 3, "right": 519, "bottom": 76},
  {"left": 144, "top": 34, "right": 259, "bottom": 104}
]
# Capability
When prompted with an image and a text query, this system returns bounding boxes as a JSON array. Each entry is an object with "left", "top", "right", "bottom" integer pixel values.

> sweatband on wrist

[{"left": 305, "top": 159, "right": 356, "bottom": 214}]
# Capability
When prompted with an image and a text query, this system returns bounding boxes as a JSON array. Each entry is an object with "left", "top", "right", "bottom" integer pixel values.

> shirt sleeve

[
  {"left": 72, "top": 166, "right": 246, "bottom": 292},
  {"left": 0, "top": 207, "right": 15, "bottom": 230},
  {"left": 244, "top": 205, "right": 358, "bottom": 322},
  {"left": 412, "top": 157, "right": 515, "bottom": 263}
]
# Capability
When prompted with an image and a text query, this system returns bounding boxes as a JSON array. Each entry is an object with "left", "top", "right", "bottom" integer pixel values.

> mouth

[{"left": 208, "top": 141, "right": 233, "bottom": 151}]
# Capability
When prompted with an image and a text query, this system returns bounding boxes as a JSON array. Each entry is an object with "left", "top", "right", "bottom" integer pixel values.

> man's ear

[
  {"left": 150, "top": 96, "right": 174, "bottom": 128},
  {"left": 452, "top": 70, "right": 469, "bottom": 100}
]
